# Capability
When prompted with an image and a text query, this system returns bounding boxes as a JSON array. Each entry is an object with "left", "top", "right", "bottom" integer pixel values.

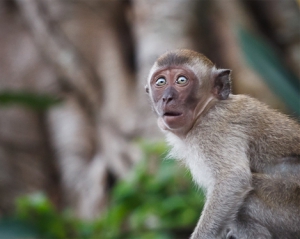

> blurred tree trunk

[
  {"left": 133, "top": 0, "right": 204, "bottom": 137},
  {"left": 0, "top": 0, "right": 61, "bottom": 214},
  {"left": 0, "top": 0, "right": 298, "bottom": 219},
  {"left": 15, "top": 0, "right": 141, "bottom": 219}
]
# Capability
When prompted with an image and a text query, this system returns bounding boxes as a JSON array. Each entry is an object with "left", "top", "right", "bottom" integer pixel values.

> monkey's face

[
  {"left": 146, "top": 49, "right": 232, "bottom": 136},
  {"left": 148, "top": 66, "right": 205, "bottom": 135}
]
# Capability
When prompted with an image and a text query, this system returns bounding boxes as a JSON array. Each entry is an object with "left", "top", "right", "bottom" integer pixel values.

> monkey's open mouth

[{"left": 163, "top": 112, "right": 182, "bottom": 117}]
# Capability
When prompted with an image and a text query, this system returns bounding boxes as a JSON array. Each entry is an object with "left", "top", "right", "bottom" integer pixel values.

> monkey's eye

[
  {"left": 176, "top": 76, "right": 188, "bottom": 85},
  {"left": 155, "top": 78, "right": 166, "bottom": 86}
]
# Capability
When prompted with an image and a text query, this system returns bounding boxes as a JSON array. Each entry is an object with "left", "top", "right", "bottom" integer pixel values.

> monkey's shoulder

[
  {"left": 192, "top": 94, "right": 300, "bottom": 153},
  {"left": 212, "top": 94, "right": 299, "bottom": 130},
  {"left": 212, "top": 94, "right": 300, "bottom": 157}
]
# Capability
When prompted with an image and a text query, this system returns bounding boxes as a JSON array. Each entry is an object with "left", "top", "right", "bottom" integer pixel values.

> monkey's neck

[{"left": 189, "top": 96, "right": 217, "bottom": 133}]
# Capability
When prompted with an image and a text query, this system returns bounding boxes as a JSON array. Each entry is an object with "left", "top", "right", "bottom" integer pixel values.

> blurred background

[{"left": 0, "top": 0, "right": 299, "bottom": 238}]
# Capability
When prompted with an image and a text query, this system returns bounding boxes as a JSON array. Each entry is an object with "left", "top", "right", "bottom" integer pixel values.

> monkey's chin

[{"left": 157, "top": 115, "right": 186, "bottom": 132}]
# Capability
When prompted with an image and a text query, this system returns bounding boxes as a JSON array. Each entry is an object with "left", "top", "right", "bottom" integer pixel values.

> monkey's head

[{"left": 146, "top": 49, "right": 231, "bottom": 137}]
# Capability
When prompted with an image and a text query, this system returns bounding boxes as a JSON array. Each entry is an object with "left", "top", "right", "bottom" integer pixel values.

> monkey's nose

[
  {"left": 163, "top": 95, "right": 173, "bottom": 103},
  {"left": 162, "top": 87, "right": 177, "bottom": 104}
]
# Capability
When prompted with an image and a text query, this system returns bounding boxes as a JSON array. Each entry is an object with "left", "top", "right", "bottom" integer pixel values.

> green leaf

[
  {"left": 15, "top": 192, "right": 67, "bottom": 239},
  {"left": 0, "top": 91, "right": 61, "bottom": 111}
]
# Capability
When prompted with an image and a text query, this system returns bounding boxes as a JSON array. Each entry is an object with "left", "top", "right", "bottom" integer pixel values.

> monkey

[{"left": 145, "top": 49, "right": 300, "bottom": 239}]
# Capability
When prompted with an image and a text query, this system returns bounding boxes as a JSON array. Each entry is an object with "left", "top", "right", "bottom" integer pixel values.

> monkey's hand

[{"left": 191, "top": 165, "right": 252, "bottom": 239}]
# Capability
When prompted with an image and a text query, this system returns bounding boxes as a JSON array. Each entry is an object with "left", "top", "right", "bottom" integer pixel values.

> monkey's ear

[
  {"left": 145, "top": 85, "right": 149, "bottom": 94},
  {"left": 213, "top": 69, "right": 231, "bottom": 100}
]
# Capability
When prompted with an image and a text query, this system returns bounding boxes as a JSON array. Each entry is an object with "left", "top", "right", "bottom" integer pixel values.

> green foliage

[
  {"left": 0, "top": 91, "right": 61, "bottom": 111},
  {"left": 0, "top": 141, "right": 204, "bottom": 239},
  {"left": 100, "top": 140, "right": 205, "bottom": 239},
  {"left": 15, "top": 193, "right": 69, "bottom": 239},
  {"left": 237, "top": 27, "right": 300, "bottom": 117},
  {"left": 0, "top": 193, "right": 68, "bottom": 239}
]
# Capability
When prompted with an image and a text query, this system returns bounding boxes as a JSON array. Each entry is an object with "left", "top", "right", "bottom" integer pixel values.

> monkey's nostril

[
  {"left": 163, "top": 96, "right": 173, "bottom": 103},
  {"left": 162, "top": 86, "right": 178, "bottom": 103}
]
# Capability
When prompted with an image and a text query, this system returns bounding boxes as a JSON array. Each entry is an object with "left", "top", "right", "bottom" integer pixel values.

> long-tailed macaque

[{"left": 146, "top": 49, "right": 300, "bottom": 239}]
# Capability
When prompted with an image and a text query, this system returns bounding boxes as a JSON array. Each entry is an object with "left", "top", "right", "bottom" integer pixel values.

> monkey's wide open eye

[
  {"left": 176, "top": 76, "right": 188, "bottom": 85},
  {"left": 155, "top": 77, "right": 166, "bottom": 86}
]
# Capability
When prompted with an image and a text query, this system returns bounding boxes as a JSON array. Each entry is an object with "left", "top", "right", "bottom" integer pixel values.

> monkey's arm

[{"left": 191, "top": 156, "right": 252, "bottom": 239}]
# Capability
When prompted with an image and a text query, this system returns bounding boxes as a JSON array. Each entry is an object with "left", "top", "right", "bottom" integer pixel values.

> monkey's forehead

[{"left": 156, "top": 49, "right": 213, "bottom": 68}]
